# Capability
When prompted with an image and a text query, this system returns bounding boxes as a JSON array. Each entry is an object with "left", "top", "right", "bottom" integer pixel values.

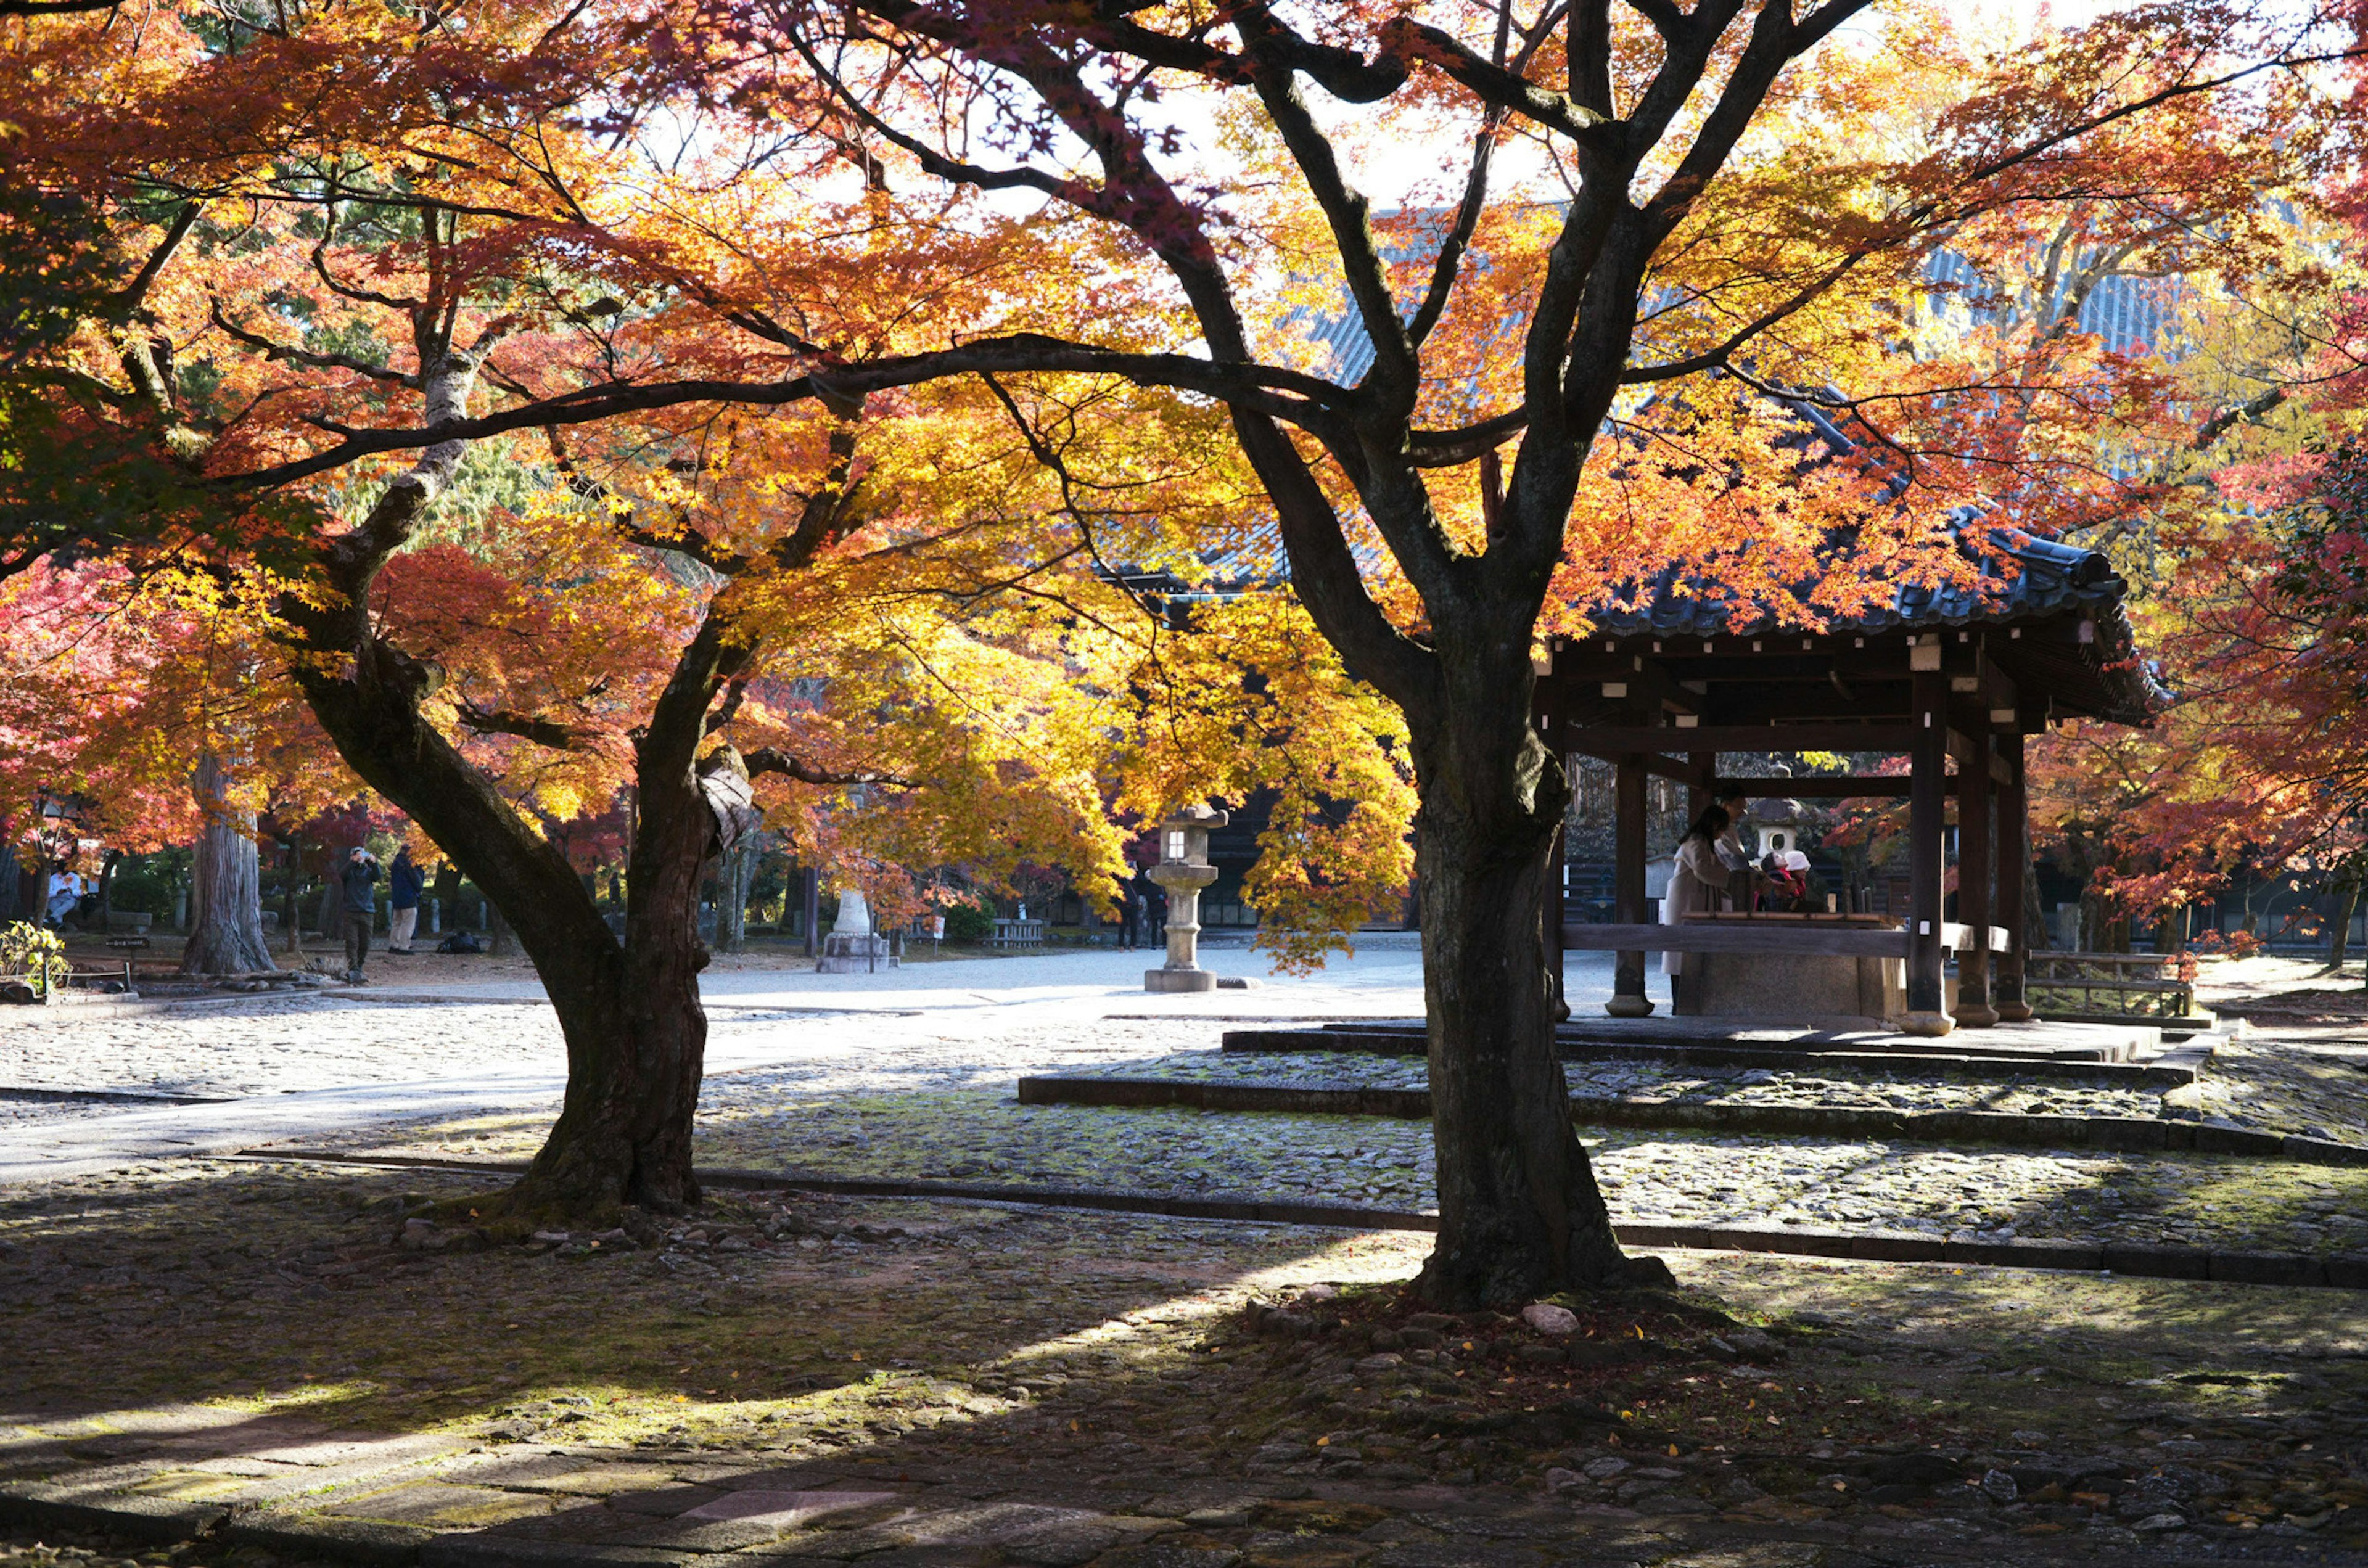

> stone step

[
  {"left": 1221, "top": 1024, "right": 2203, "bottom": 1085},
  {"left": 1014, "top": 1073, "right": 2368, "bottom": 1167}
]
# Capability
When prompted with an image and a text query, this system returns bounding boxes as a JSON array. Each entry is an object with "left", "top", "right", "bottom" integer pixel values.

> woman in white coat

[{"left": 1661, "top": 805, "right": 1732, "bottom": 1002}]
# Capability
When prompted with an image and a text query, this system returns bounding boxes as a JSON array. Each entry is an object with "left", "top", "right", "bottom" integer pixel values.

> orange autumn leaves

[{"left": 9, "top": 0, "right": 2362, "bottom": 940}]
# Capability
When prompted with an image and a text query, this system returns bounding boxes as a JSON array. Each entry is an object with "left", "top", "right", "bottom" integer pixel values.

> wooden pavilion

[{"left": 1540, "top": 526, "right": 2162, "bottom": 1036}]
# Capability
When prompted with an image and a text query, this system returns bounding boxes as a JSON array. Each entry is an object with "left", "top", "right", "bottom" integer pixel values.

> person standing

[
  {"left": 1662, "top": 805, "right": 1731, "bottom": 1006},
  {"left": 1711, "top": 786, "right": 1754, "bottom": 874},
  {"left": 1141, "top": 870, "right": 1167, "bottom": 951},
  {"left": 388, "top": 848, "right": 424, "bottom": 955},
  {"left": 340, "top": 846, "right": 380, "bottom": 983}
]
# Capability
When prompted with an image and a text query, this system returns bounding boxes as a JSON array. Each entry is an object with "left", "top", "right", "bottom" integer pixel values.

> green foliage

[
  {"left": 107, "top": 868, "right": 176, "bottom": 917},
  {"left": 941, "top": 901, "right": 994, "bottom": 943},
  {"left": 0, "top": 921, "right": 69, "bottom": 987}
]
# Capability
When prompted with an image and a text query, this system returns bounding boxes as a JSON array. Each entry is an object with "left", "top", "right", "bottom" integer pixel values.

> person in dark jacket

[
  {"left": 340, "top": 847, "right": 380, "bottom": 983},
  {"left": 388, "top": 848, "right": 424, "bottom": 955}
]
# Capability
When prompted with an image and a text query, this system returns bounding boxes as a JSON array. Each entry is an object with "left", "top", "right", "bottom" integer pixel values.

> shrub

[
  {"left": 942, "top": 902, "right": 995, "bottom": 943},
  {"left": 0, "top": 922, "right": 70, "bottom": 987},
  {"left": 108, "top": 869, "right": 176, "bottom": 917}
]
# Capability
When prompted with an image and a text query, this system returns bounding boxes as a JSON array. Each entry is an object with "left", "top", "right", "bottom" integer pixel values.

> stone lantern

[
  {"left": 1144, "top": 804, "right": 1227, "bottom": 993},
  {"left": 817, "top": 885, "right": 895, "bottom": 974},
  {"left": 1751, "top": 798, "right": 1808, "bottom": 862}
]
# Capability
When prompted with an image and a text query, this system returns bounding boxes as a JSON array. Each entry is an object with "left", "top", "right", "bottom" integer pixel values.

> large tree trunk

[
  {"left": 714, "top": 832, "right": 759, "bottom": 953},
  {"left": 503, "top": 749, "right": 719, "bottom": 1216},
  {"left": 294, "top": 633, "right": 702, "bottom": 1219},
  {"left": 2328, "top": 876, "right": 2359, "bottom": 973},
  {"left": 94, "top": 848, "right": 121, "bottom": 927},
  {"left": 279, "top": 841, "right": 303, "bottom": 956},
  {"left": 266, "top": 340, "right": 861, "bottom": 1225},
  {"left": 181, "top": 752, "right": 276, "bottom": 975},
  {"left": 1405, "top": 659, "right": 1667, "bottom": 1307}
]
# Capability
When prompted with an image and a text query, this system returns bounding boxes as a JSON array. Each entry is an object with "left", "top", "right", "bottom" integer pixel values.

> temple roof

[{"left": 1571, "top": 516, "right": 2164, "bottom": 728}]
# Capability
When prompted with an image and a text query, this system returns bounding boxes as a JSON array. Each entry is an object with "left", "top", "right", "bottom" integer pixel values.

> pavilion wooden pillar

[
  {"left": 1955, "top": 721, "right": 1999, "bottom": 1027},
  {"left": 1904, "top": 666, "right": 1954, "bottom": 1035},
  {"left": 1608, "top": 747, "right": 1655, "bottom": 1017},
  {"left": 1994, "top": 728, "right": 2033, "bottom": 1022}
]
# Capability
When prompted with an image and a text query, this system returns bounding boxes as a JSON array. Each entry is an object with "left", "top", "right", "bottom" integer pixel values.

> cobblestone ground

[
  {"left": 0, "top": 996, "right": 1228, "bottom": 1109},
  {"left": 2196, "top": 1032, "right": 2368, "bottom": 1145},
  {"left": 9, "top": 984, "right": 2368, "bottom": 1257},
  {"left": 6, "top": 1160, "right": 2368, "bottom": 1566},
  {"left": 1042, "top": 1049, "right": 2176, "bottom": 1119},
  {"left": 0, "top": 996, "right": 569, "bottom": 1101},
  {"left": 7, "top": 962, "right": 2368, "bottom": 1564},
  {"left": 348, "top": 1081, "right": 2368, "bottom": 1258}
]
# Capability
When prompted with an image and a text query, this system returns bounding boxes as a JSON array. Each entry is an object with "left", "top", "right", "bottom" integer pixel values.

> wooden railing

[
  {"left": 1561, "top": 914, "right": 2006, "bottom": 958},
  {"left": 2024, "top": 951, "right": 2195, "bottom": 1020},
  {"left": 989, "top": 917, "right": 1048, "bottom": 950}
]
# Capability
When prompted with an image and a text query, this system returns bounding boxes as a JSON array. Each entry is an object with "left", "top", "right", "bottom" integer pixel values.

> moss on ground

[{"left": 328, "top": 1088, "right": 2368, "bottom": 1255}]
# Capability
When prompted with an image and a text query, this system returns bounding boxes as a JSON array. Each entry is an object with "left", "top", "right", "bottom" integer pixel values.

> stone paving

[
  {"left": 341, "top": 1083, "right": 2368, "bottom": 1258},
  {"left": 7, "top": 1159, "right": 2368, "bottom": 1567},
  {"left": 2195, "top": 1033, "right": 2368, "bottom": 1147},
  {"left": 9, "top": 951, "right": 2368, "bottom": 1566},
  {"left": 1038, "top": 1050, "right": 2177, "bottom": 1119},
  {"left": 5, "top": 948, "right": 2316, "bottom": 1263}
]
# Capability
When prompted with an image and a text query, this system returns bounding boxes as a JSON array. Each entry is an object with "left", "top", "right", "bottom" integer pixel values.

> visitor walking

[
  {"left": 388, "top": 847, "right": 424, "bottom": 955},
  {"left": 340, "top": 846, "right": 379, "bottom": 983}
]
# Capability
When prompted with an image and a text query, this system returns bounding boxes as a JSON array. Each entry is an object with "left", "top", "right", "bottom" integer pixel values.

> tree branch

[
  {"left": 1620, "top": 254, "right": 1874, "bottom": 384},
  {"left": 742, "top": 748, "right": 915, "bottom": 789},
  {"left": 210, "top": 300, "right": 422, "bottom": 388},
  {"left": 107, "top": 203, "right": 203, "bottom": 320},
  {"left": 1237, "top": 7, "right": 1417, "bottom": 407},
  {"left": 457, "top": 704, "right": 583, "bottom": 750},
  {"left": 1381, "top": 17, "right": 1615, "bottom": 146},
  {"left": 223, "top": 334, "right": 1350, "bottom": 491},
  {"left": 1086, "top": 10, "right": 1407, "bottom": 101},
  {"left": 2195, "top": 387, "right": 2287, "bottom": 450},
  {"left": 1409, "top": 409, "right": 1531, "bottom": 467},
  {"left": 1405, "top": 113, "right": 1503, "bottom": 350}
]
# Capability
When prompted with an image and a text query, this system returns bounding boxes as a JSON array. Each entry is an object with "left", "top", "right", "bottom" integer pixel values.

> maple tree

[
  {"left": 682, "top": 0, "right": 2365, "bottom": 1303},
  {"left": 0, "top": 2, "right": 1134, "bottom": 1218},
  {"left": 0, "top": 0, "right": 1422, "bottom": 1221},
  {"left": 10, "top": 0, "right": 2361, "bottom": 1275},
  {"left": 1990, "top": 58, "right": 2368, "bottom": 960},
  {"left": 0, "top": 554, "right": 355, "bottom": 971}
]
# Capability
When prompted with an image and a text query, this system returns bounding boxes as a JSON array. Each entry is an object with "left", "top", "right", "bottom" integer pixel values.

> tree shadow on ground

[{"left": 6, "top": 1155, "right": 2368, "bottom": 1562}]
